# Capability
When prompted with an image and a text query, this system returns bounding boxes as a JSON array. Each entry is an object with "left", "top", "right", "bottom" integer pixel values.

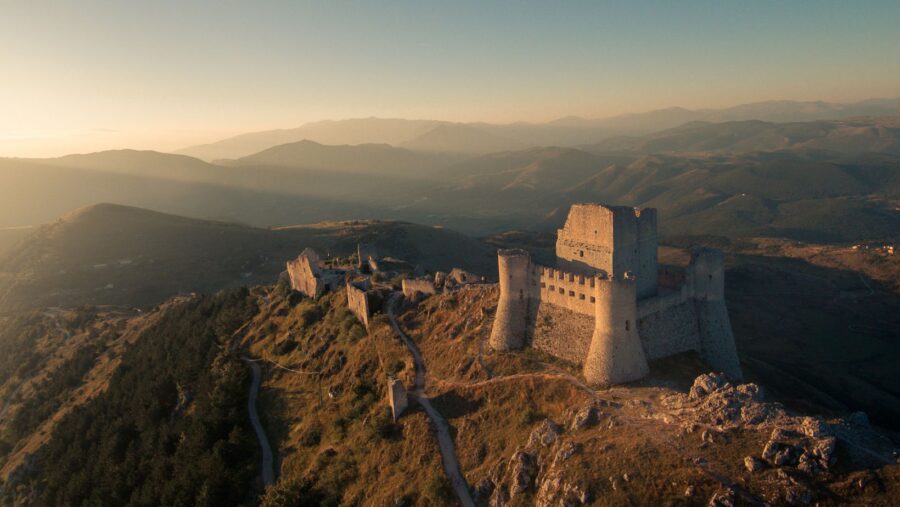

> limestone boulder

[
  {"left": 529, "top": 419, "right": 562, "bottom": 447},
  {"left": 510, "top": 450, "right": 537, "bottom": 497},
  {"left": 689, "top": 372, "right": 728, "bottom": 399},
  {"left": 570, "top": 405, "right": 598, "bottom": 430}
]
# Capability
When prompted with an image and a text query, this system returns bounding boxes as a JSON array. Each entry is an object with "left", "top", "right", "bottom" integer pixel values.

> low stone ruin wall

[
  {"left": 346, "top": 283, "right": 371, "bottom": 328},
  {"left": 402, "top": 278, "right": 436, "bottom": 299}
]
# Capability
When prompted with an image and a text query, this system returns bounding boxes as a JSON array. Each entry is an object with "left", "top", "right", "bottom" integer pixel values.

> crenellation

[{"left": 489, "top": 203, "right": 742, "bottom": 386}]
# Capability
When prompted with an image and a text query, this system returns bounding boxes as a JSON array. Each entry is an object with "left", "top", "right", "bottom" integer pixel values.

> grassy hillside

[
  {"left": 0, "top": 259, "right": 896, "bottom": 504},
  {"left": 241, "top": 287, "right": 453, "bottom": 505}
]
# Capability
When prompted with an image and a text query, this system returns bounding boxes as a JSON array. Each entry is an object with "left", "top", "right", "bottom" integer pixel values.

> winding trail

[
  {"left": 244, "top": 359, "right": 275, "bottom": 487},
  {"left": 387, "top": 294, "right": 475, "bottom": 507}
]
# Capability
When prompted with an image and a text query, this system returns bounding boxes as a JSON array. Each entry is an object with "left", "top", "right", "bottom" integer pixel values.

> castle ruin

[
  {"left": 286, "top": 248, "right": 344, "bottom": 298},
  {"left": 490, "top": 203, "right": 742, "bottom": 386}
]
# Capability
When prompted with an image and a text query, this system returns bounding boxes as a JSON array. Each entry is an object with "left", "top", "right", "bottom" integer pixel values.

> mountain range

[
  {"left": 588, "top": 117, "right": 900, "bottom": 155},
  {"left": 176, "top": 97, "right": 900, "bottom": 161},
  {"left": 2, "top": 113, "right": 898, "bottom": 243}
]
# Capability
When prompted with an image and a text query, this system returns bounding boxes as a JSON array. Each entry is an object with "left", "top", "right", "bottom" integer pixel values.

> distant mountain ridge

[
  {"left": 175, "top": 97, "right": 900, "bottom": 160},
  {"left": 412, "top": 145, "right": 900, "bottom": 242},
  {"left": 227, "top": 139, "right": 454, "bottom": 176},
  {"left": 587, "top": 117, "right": 900, "bottom": 155}
]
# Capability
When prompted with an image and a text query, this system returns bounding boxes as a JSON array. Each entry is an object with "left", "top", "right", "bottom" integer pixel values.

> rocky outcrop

[
  {"left": 484, "top": 418, "right": 592, "bottom": 507},
  {"left": 662, "top": 372, "right": 780, "bottom": 429}
]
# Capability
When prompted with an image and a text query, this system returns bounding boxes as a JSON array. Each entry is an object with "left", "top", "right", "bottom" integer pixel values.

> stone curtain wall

[
  {"left": 531, "top": 265, "right": 596, "bottom": 316},
  {"left": 528, "top": 299, "right": 593, "bottom": 365},
  {"left": 637, "top": 299, "right": 701, "bottom": 360}
]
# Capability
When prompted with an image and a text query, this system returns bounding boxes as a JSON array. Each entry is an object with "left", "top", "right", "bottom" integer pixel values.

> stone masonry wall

[
  {"left": 286, "top": 255, "right": 323, "bottom": 298},
  {"left": 402, "top": 278, "right": 436, "bottom": 299},
  {"left": 531, "top": 265, "right": 596, "bottom": 316},
  {"left": 637, "top": 299, "right": 701, "bottom": 360},
  {"left": 346, "top": 283, "right": 371, "bottom": 328},
  {"left": 528, "top": 299, "right": 594, "bottom": 365}
]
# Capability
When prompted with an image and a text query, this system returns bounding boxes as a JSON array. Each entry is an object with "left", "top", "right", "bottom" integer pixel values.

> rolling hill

[
  {"left": 415, "top": 146, "right": 900, "bottom": 242},
  {"left": 0, "top": 204, "right": 495, "bottom": 311}
]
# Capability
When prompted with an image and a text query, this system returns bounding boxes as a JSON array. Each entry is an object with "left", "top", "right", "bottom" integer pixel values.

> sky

[{"left": 1, "top": 0, "right": 899, "bottom": 157}]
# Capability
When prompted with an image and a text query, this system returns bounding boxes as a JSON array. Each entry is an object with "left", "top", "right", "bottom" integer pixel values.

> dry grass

[
  {"left": 241, "top": 287, "right": 454, "bottom": 505},
  {"left": 386, "top": 282, "right": 900, "bottom": 505}
]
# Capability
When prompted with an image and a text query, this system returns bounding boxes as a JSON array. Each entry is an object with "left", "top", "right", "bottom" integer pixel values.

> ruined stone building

[
  {"left": 357, "top": 243, "right": 379, "bottom": 272},
  {"left": 285, "top": 246, "right": 386, "bottom": 329},
  {"left": 286, "top": 248, "right": 344, "bottom": 298},
  {"left": 489, "top": 203, "right": 742, "bottom": 386}
]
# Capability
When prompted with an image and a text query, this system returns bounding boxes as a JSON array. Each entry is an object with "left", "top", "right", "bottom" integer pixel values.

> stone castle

[{"left": 490, "top": 203, "right": 742, "bottom": 386}]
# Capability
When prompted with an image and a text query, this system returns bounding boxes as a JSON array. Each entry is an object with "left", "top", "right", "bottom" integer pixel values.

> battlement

[
  {"left": 489, "top": 203, "right": 741, "bottom": 386},
  {"left": 530, "top": 264, "right": 634, "bottom": 317}
]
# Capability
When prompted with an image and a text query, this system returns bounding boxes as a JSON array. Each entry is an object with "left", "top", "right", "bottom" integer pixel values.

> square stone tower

[{"left": 555, "top": 204, "right": 658, "bottom": 299}]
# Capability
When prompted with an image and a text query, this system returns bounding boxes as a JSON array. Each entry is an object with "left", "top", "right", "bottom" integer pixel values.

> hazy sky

[{"left": 2, "top": 0, "right": 899, "bottom": 156}]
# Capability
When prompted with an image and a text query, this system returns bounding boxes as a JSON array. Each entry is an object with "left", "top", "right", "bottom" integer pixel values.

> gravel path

[
  {"left": 244, "top": 359, "right": 275, "bottom": 487},
  {"left": 387, "top": 294, "right": 474, "bottom": 507}
]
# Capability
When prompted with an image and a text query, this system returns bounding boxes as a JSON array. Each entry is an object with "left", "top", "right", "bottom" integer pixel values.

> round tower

[
  {"left": 689, "top": 248, "right": 743, "bottom": 380},
  {"left": 489, "top": 249, "right": 531, "bottom": 351},
  {"left": 583, "top": 273, "right": 649, "bottom": 386}
]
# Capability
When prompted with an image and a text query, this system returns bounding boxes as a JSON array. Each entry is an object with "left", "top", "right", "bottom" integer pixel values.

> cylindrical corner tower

[
  {"left": 583, "top": 275, "right": 649, "bottom": 386},
  {"left": 489, "top": 249, "right": 531, "bottom": 351},
  {"left": 689, "top": 248, "right": 743, "bottom": 380}
]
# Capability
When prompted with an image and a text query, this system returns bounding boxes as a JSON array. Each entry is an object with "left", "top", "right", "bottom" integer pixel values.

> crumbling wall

[
  {"left": 357, "top": 243, "right": 379, "bottom": 270},
  {"left": 346, "top": 282, "right": 371, "bottom": 328},
  {"left": 286, "top": 250, "right": 324, "bottom": 298},
  {"left": 387, "top": 377, "right": 407, "bottom": 421},
  {"left": 402, "top": 278, "right": 436, "bottom": 299},
  {"left": 449, "top": 268, "right": 482, "bottom": 285}
]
